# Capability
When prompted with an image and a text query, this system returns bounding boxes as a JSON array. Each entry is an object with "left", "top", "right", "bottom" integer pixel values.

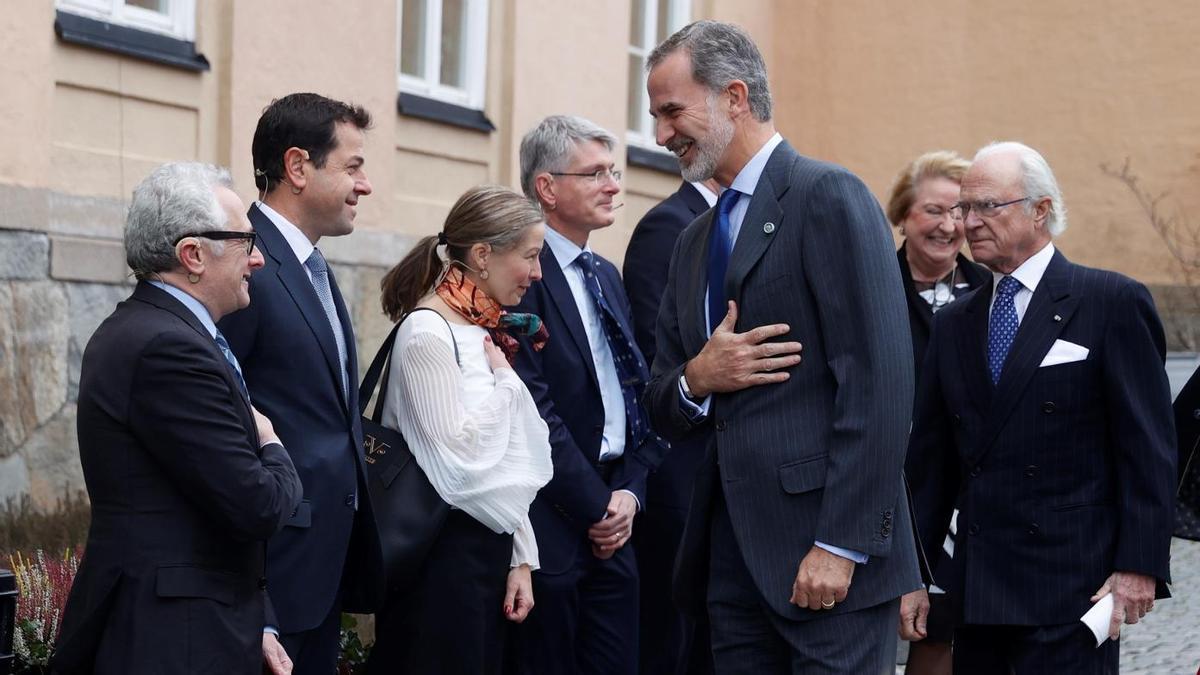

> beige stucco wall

[{"left": 772, "top": 1, "right": 1200, "bottom": 286}]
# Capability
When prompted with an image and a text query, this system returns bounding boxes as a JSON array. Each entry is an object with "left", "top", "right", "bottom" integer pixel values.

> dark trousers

[
  {"left": 707, "top": 488, "right": 898, "bottom": 675},
  {"left": 634, "top": 502, "right": 713, "bottom": 675},
  {"left": 280, "top": 596, "right": 343, "bottom": 675},
  {"left": 368, "top": 509, "right": 513, "bottom": 675},
  {"left": 508, "top": 539, "right": 640, "bottom": 675},
  {"left": 953, "top": 622, "right": 1119, "bottom": 675}
]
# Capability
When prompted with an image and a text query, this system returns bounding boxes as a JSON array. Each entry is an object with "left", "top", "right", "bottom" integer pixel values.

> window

[
  {"left": 56, "top": 0, "right": 195, "bottom": 42},
  {"left": 627, "top": 0, "right": 689, "bottom": 149},
  {"left": 398, "top": 0, "right": 488, "bottom": 110}
]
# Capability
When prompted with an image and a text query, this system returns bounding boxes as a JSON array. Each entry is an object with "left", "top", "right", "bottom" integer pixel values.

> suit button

[
  {"left": 1028, "top": 523, "right": 1040, "bottom": 535},
  {"left": 968, "top": 524, "right": 980, "bottom": 536},
  {"left": 1193, "top": 408, "right": 1200, "bottom": 420},
  {"left": 953, "top": 414, "right": 962, "bottom": 425},
  {"left": 1025, "top": 465, "right": 1037, "bottom": 477},
  {"left": 257, "top": 577, "right": 268, "bottom": 590},
  {"left": 345, "top": 494, "right": 356, "bottom": 507},
  {"left": 881, "top": 526, "right": 891, "bottom": 537},
  {"left": 969, "top": 466, "right": 981, "bottom": 478},
  {"left": 1042, "top": 401, "right": 1056, "bottom": 414},
  {"left": 716, "top": 420, "right": 727, "bottom": 432}
]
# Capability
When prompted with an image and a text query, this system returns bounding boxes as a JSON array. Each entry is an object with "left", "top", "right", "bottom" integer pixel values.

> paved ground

[{"left": 897, "top": 537, "right": 1200, "bottom": 674}]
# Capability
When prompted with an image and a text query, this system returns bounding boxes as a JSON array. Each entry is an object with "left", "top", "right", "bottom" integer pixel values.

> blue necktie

[
  {"left": 576, "top": 251, "right": 652, "bottom": 452},
  {"left": 305, "top": 249, "right": 349, "bottom": 399},
  {"left": 987, "top": 276, "right": 1023, "bottom": 385},
  {"left": 708, "top": 188, "right": 742, "bottom": 333},
  {"left": 214, "top": 330, "right": 250, "bottom": 401}
]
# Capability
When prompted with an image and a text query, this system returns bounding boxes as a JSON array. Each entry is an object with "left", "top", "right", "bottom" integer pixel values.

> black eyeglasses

[
  {"left": 950, "top": 197, "right": 1034, "bottom": 220},
  {"left": 550, "top": 168, "right": 623, "bottom": 184},
  {"left": 175, "top": 231, "right": 257, "bottom": 255}
]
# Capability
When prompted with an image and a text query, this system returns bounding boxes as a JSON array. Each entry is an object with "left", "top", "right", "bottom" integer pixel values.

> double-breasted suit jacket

[{"left": 907, "top": 250, "right": 1176, "bottom": 626}]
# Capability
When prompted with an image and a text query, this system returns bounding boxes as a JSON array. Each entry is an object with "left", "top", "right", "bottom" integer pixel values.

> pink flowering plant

[{"left": 9, "top": 549, "right": 79, "bottom": 672}]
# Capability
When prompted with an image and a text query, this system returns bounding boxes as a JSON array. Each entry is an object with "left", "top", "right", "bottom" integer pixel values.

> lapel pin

[
  {"left": 1053, "top": 314, "right": 1062, "bottom": 322},
  {"left": 763, "top": 222, "right": 776, "bottom": 234}
]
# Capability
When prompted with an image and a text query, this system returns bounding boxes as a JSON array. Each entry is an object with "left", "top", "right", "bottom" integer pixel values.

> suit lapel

[
  {"left": 681, "top": 211, "right": 714, "bottom": 353},
  {"left": 539, "top": 248, "right": 600, "bottom": 388},
  {"left": 596, "top": 265, "right": 649, "bottom": 377},
  {"left": 250, "top": 206, "right": 349, "bottom": 412},
  {"left": 957, "top": 281, "right": 995, "bottom": 415},
  {"left": 976, "top": 252, "right": 1078, "bottom": 459},
  {"left": 725, "top": 145, "right": 789, "bottom": 313},
  {"left": 678, "top": 181, "right": 711, "bottom": 218}
]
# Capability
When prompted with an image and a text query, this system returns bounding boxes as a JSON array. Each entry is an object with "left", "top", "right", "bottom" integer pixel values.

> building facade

[{"left": 2, "top": 0, "right": 1199, "bottom": 507}]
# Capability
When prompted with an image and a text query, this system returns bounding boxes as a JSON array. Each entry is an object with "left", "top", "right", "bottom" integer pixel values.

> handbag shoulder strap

[{"left": 360, "top": 307, "right": 461, "bottom": 423}]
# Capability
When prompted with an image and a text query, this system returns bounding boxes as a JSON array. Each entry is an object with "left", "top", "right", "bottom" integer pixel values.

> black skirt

[{"left": 368, "top": 509, "right": 515, "bottom": 674}]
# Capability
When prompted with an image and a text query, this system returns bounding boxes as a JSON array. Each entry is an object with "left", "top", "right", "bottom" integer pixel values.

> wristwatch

[{"left": 680, "top": 372, "right": 697, "bottom": 400}]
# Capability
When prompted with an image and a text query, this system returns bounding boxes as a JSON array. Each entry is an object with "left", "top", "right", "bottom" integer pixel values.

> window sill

[
  {"left": 627, "top": 145, "right": 680, "bottom": 175},
  {"left": 54, "top": 10, "right": 209, "bottom": 72},
  {"left": 397, "top": 92, "right": 495, "bottom": 133}
]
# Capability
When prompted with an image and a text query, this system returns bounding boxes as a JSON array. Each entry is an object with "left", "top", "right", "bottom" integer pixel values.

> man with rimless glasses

[{"left": 904, "top": 141, "right": 1176, "bottom": 673}]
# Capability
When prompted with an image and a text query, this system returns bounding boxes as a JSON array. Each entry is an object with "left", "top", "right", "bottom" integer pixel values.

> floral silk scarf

[{"left": 436, "top": 265, "right": 549, "bottom": 365}]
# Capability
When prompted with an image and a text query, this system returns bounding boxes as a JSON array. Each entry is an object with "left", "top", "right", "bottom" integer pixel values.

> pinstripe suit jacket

[
  {"left": 906, "top": 250, "right": 1176, "bottom": 626},
  {"left": 644, "top": 140, "right": 923, "bottom": 620}
]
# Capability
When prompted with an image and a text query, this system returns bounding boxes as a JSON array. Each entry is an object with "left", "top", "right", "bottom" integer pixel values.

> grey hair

[
  {"left": 125, "top": 162, "right": 234, "bottom": 279},
  {"left": 647, "top": 20, "right": 773, "bottom": 123},
  {"left": 519, "top": 115, "right": 617, "bottom": 202},
  {"left": 974, "top": 141, "right": 1068, "bottom": 236}
]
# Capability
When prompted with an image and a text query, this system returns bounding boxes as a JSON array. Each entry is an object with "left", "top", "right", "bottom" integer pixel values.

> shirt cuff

[
  {"left": 677, "top": 378, "right": 711, "bottom": 420},
  {"left": 616, "top": 488, "right": 642, "bottom": 513},
  {"left": 815, "top": 541, "right": 868, "bottom": 564},
  {"left": 263, "top": 625, "right": 280, "bottom": 636}
]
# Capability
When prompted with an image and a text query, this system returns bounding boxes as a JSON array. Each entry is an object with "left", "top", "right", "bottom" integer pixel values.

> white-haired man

[{"left": 904, "top": 142, "right": 1176, "bottom": 673}]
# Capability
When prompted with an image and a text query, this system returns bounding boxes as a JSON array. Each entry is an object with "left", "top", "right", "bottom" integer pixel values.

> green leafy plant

[{"left": 337, "top": 613, "right": 371, "bottom": 674}]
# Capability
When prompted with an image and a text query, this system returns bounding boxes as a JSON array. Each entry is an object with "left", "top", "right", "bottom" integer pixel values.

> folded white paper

[
  {"left": 1039, "top": 339, "right": 1090, "bottom": 367},
  {"left": 1080, "top": 592, "right": 1114, "bottom": 646}
]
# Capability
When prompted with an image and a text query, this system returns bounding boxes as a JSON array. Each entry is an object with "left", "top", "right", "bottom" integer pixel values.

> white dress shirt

[
  {"left": 691, "top": 180, "right": 719, "bottom": 208},
  {"left": 542, "top": 226, "right": 628, "bottom": 462},
  {"left": 255, "top": 201, "right": 317, "bottom": 280},
  {"left": 989, "top": 241, "right": 1056, "bottom": 324},
  {"left": 384, "top": 310, "right": 552, "bottom": 568}
]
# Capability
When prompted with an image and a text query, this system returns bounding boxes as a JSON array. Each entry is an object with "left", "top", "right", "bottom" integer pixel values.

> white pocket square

[{"left": 1039, "top": 339, "right": 1089, "bottom": 367}]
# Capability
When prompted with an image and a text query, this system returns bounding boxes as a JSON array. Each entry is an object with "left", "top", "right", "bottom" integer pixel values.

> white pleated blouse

[{"left": 382, "top": 309, "right": 552, "bottom": 569}]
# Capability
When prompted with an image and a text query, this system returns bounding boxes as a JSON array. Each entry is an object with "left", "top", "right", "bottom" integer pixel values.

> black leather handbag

[{"left": 359, "top": 308, "right": 454, "bottom": 594}]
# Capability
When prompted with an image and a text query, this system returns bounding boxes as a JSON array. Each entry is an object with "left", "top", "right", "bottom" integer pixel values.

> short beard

[{"left": 680, "top": 94, "right": 734, "bottom": 182}]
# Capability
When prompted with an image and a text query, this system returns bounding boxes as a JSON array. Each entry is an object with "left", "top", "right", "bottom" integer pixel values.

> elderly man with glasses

[
  {"left": 506, "top": 114, "right": 667, "bottom": 675},
  {"left": 53, "top": 162, "right": 302, "bottom": 675},
  {"left": 904, "top": 141, "right": 1176, "bottom": 674}
]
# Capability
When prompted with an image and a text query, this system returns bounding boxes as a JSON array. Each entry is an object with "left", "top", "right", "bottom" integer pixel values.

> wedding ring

[{"left": 821, "top": 600, "right": 835, "bottom": 609}]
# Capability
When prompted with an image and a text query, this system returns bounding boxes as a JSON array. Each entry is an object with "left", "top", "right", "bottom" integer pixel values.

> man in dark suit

[
  {"left": 904, "top": 141, "right": 1176, "bottom": 673},
  {"left": 643, "top": 21, "right": 920, "bottom": 673},
  {"left": 218, "top": 93, "right": 380, "bottom": 675},
  {"left": 53, "top": 163, "right": 302, "bottom": 674},
  {"left": 624, "top": 179, "right": 718, "bottom": 675},
  {"left": 507, "top": 115, "right": 666, "bottom": 675}
]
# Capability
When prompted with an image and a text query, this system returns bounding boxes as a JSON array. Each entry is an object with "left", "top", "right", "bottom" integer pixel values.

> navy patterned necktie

[
  {"left": 305, "top": 248, "right": 349, "bottom": 399},
  {"left": 987, "top": 275, "right": 1023, "bottom": 385},
  {"left": 707, "top": 188, "right": 742, "bottom": 333},
  {"left": 576, "top": 251, "right": 651, "bottom": 451},
  {"left": 214, "top": 330, "right": 250, "bottom": 402}
]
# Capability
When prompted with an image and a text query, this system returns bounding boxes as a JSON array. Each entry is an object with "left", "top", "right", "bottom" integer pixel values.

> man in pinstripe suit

[
  {"left": 643, "top": 21, "right": 922, "bottom": 673},
  {"left": 904, "top": 142, "right": 1176, "bottom": 673}
]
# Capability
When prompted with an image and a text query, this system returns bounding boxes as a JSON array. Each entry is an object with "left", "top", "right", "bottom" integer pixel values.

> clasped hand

[
  {"left": 588, "top": 491, "right": 638, "bottom": 559},
  {"left": 684, "top": 301, "right": 802, "bottom": 398}
]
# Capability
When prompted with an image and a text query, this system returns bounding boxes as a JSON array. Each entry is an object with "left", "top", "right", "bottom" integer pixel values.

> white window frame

[
  {"left": 57, "top": 0, "right": 196, "bottom": 42},
  {"left": 627, "top": 0, "right": 690, "bottom": 149},
  {"left": 397, "top": 0, "right": 488, "bottom": 110}
]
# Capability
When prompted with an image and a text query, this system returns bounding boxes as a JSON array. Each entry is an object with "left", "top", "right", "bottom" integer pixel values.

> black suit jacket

[
  {"left": 624, "top": 181, "right": 712, "bottom": 512},
  {"left": 907, "top": 250, "right": 1176, "bottom": 626},
  {"left": 218, "top": 205, "right": 381, "bottom": 630},
  {"left": 896, "top": 244, "right": 989, "bottom": 380},
  {"left": 1169, "top": 366, "right": 1200, "bottom": 539},
  {"left": 53, "top": 283, "right": 301, "bottom": 674},
  {"left": 644, "top": 141, "right": 922, "bottom": 620},
  {"left": 512, "top": 246, "right": 655, "bottom": 575}
]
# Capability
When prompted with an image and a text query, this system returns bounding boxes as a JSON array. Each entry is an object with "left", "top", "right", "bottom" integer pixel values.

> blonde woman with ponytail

[{"left": 367, "top": 185, "right": 553, "bottom": 674}]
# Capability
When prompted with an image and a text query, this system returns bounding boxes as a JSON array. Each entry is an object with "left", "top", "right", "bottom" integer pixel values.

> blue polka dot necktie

[
  {"left": 987, "top": 275, "right": 1023, "bottom": 385},
  {"left": 576, "top": 251, "right": 652, "bottom": 451},
  {"left": 707, "top": 188, "right": 742, "bottom": 334}
]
